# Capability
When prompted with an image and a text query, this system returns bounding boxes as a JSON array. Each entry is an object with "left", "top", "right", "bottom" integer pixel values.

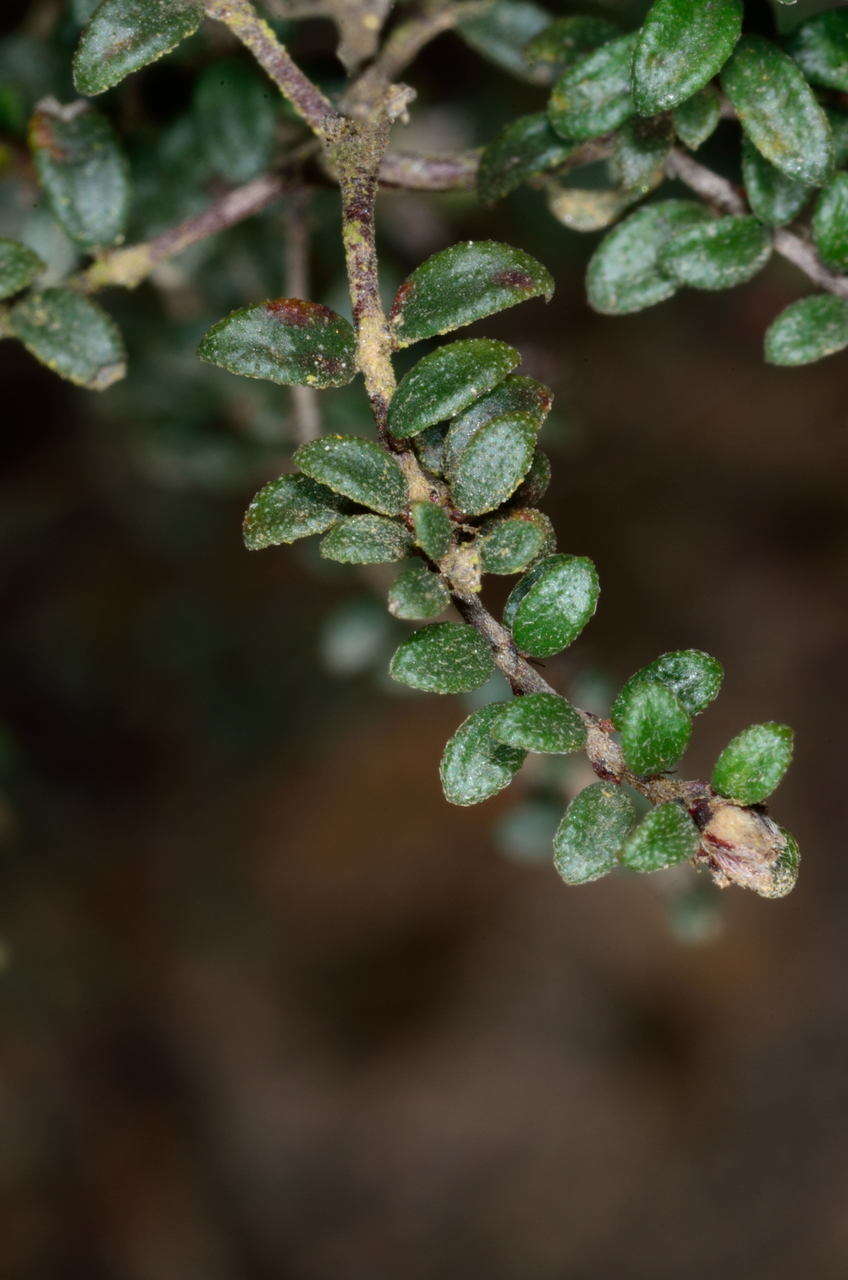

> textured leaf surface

[
  {"left": 478, "top": 509, "right": 554, "bottom": 574},
  {"left": 413, "top": 425, "right": 448, "bottom": 475},
  {"left": 73, "top": 0, "right": 202, "bottom": 96},
  {"left": 786, "top": 11, "right": 848, "bottom": 93},
  {"left": 243, "top": 473, "right": 345, "bottom": 549},
  {"left": 741, "top": 137, "right": 811, "bottom": 227},
  {"left": 503, "top": 553, "right": 599, "bottom": 659},
  {"left": 388, "top": 563, "right": 451, "bottom": 621},
  {"left": 525, "top": 15, "right": 621, "bottom": 83},
  {"left": 659, "top": 215, "right": 772, "bottom": 290},
  {"left": 548, "top": 34, "right": 636, "bottom": 142},
  {"left": 553, "top": 782, "right": 636, "bottom": 885},
  {"left": 30, "top": 99, "right": 129, "bottom": 249},
  {"left": 294, "top": 435, "right": 408, "bottom": 516},
  {"left": 390, "top": 622, "right": 495, "bottom": 694},
  {"left": 193, "top": 59, "right": 278, "bottom": 183},
  {"left": 411, "top": 500, "right": 452, "bottom": 561},
  {"left": 758, "top": 826, "right": 800, "bottom": 900},
  {"left": 0, "top": 238, "right": 42, "bottom": 300},
  {"left": 320, "top": 515, "right": 411, "bottom": 564},
  {"left": 440, "top": 704, "right": 526, "bottom": 806},
  {"left": 612, "top": 649, "right": 723, "bottom": 719},
  {"left": 390, "top": 241, "right": 554, "bottom": 347},
  {"left": 672, "top": 85, "right": 721, "bottom": 150},
  {"left": 722, "top": 36, "right": 833, "bottom": 187},
  {"left": 450, "top": 411, "right": 537, "bottom": 516},
  {"left": 764, "top": 294, "right": 848, "bottom": 366},
  {"left": 513, "top": 450, "right": 551, "bottom": 506},
  {"left": 478, "top": 114, "right": 575, "bottom": 205},
  {"left": 812, "top": 173, "right": 848, "bottom": 272},
  {"left": 711, "top": 721, "right": 793, "bottom": 804},
  {"left": 620, "top": 802, "right": 699, "bottom": 872},
  {"left": 457, "top": 1, "right": 551, "bottom": 81},
  {"left": 632, "top": 0, "right": 742, "bottom": 115},
  {"left": 492, "top": 692, "right": 586, "bottom": 754},
  {"left": 199, "top": 300, "right": 357, "bottom": 388},
  {"left": 388, "top": 339, "right": 519, "bottom": 439},
  {"left": 444, "top": 375, "right": 552, "bottom": 476},
  {"left": 614, "top": 676, "right": 692, "bottom": 775},
  {"left": 611, "top": 118, "right": 673, "bottom": 195},
  {"left": 10, "top": 288, "right": 125, "bottom": 389},
  {"left": 587, "top": 199, "right": 710, "bottom": 314}
]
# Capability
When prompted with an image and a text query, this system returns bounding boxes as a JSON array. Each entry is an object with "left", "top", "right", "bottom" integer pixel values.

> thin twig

[{"left": 283, "top": 187, "right": 322, "bottom": 442}]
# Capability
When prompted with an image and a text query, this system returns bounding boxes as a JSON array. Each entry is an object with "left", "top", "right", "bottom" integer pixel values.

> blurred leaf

[
  {"left": 711, "top": 722, "right": 794, "bottom": 803},
  {"left": 659, "top": 215, "right": 772, "bottom": 290},
  {"left": 612, "top": 649, "right": 723, "bottom": 719},
  {"left": 547, "top": 182, "right": 632, "bottom": 231},
  {"left": 390, "top": 241, "right": 554, "bottom": 347},
  {"left": 786, "top": 10, "right": 848, "bottom": 93},
  {"left": 671, "top": 85, "right": 721, "bottom": 150},
  {"left": 826, "top": 106, "right": 848, "bottom": 168},
  {"left": 611, "top": 117, "right": 673, "bottom": 196},
  {"left": 620, "top": 801, "right": 700, "bottom": 872},
  {"left": 495, "top": 797, "right": 561, "bottom": 862},
  {"left": 388, "top": 338, "right": 519, "bottom": 439},
  {"left": 548, "top": 34, "right": 637, "bottom": 142},
  {"left": 73, "top": 0, "right": 203, "bottom": 96},
  {"left": 320, "top": 597, "right": 393, "bottom": 677},
  {"left": 613, "top": 675, "right": 692, "bottom": 775},
  {"left": 512, "top": 449, "right": 551, "bottom": 506},
  {"left": 478, "top": 508, "right": 554, "bottom": 574},
  {"left": 764, "top": 294, "right": 848, "bottom": 365},
  {"left": 390, "top": 622, "right": 495, "bottom": 694},
  {"left": 10, "top": 288, "right": 126, "bottom": 389},
  {"left": 242, "top": 473, "right": 345, "bottom": 549},
  {"left": 491, "top": 691, "right": 586, "bottom": 754},
  {"left": 553, "top": 781, "right": 636, "bottom": 884},
  {"left": 294, "top": 435, "right": 408, "bottom": 515},
  {"left": 193, "top": 58, "right": 279, "bottom": 184},
  {"left": 478, "top": 113, "right": 575, "bottom": 205},
  {"left": 199, "top": 299, "right": 358, "bottom": 388},
  {"left": 503, "top": 553, "right": 599, "bottom": 658},
  {"left": 525, "top": 15, "right": 621, "bottom": 84},
  {"left": 812, "top": 172, "right": 848, "bottom": 271},
  {"left": 320, "top": 514, "right": 412, "bottom": 563},
  {"left": 0, "top": 238, "right": 43, "bottom": 300},
  {"left": 388, "top": 562, "right": 451, "bottom": 620},
  {"left": 722, "top": 35, "right": 833, "bottom": 187},
  {"left": 632, "top": 0, "right": 742, "bottom": 116},
  {"left": 457, "top": 1, "right": 552, "bottom": 82},
  {"left": 450, "top": 411, "right": 537, "bottom": 516},
  {"left": 30, "top": 98, "right": 129, "bottom": 249},
  {"left": 586, "top": 199, "right": 711, "bottom": 314},
  {"left": 440, "top": 703, "right": 526, "bottom": 806},
  {"left": 411, "top": 500, "right": 452, "bottom": 560},
  {"left": 444, "top": 374, "right": 552, "bottom": 475},
  {"left": 741, "top": 136, "right": 811, "bottom": 226}
]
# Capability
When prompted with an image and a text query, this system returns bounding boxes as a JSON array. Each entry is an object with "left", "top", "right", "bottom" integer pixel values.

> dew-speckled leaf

[
  {"left": 757, "top": 826, "right": 800, "bottom": 900},
  {"left": 612, "top": 649, "right": 723, "bottom": 719},
  {"left": 10, "top": 288, "right": 125, "bottom": 389},
  {"left": 512, "top": 450, "right": 551, "bottom": 506},
  {"left": 440, "top": 703, "right": 526, "bottom": 806},
  {"left": 672, "top": 85, "right": 721, "bottom": 150},
  {"left": 450, "top": 411, "right": 537, "bottom": 516},
  {"left": 411, "top": 500, "right": 452, "bottom": 561},
  {"left": 620, "top": 801, "right": 699, "bottom": 872},
  {"left": 390, "top": 622, "right": 495, "bottom": 694},
  {"left": 193, "top": 59, "right": 278, "bottom": 184},
  {"left": 243, "top": 473, "right": 345, "bottom": 549},
  {"left": 740, "top": 136, "right": 811, "bottom": 227},
  {"left": 388, "top": 338, "right": 519, "bottom": 439},
  {"left": 722, "top": 36, "right": 834, "bottom": 187},
  {"left": 525, "top": 15, "right": 621, "bottom": 84},
  {"left": 73, "top": 0, "right": 202, "bottom": 96},
  {"left": 320, "top": 514, "right": 411, "bottom": 564},
  {"left": 711, "top": 721, "right": 793, "bottom": 804},
  {"left": 632, "top": 0, "right": 742, "bottom": 116},
  {"left": 553, "top": 782, "right": 636, "bottom": 885},
  {"left": 613, "top": 675, "right": 691, "bottom": 775},
  {"left": 812, "top": 172, "right": 848, "bottom": 272},
  {"left": 503, "top": 553, "right": 599, "bottom": 658},
  {"left": 457, "top": 0, "right": 551, "bottom": 82},
  {"left": 199, "top": 299, "right": 357, "bottom": 388},
  {"left": 478, "top": 509, "right": 554, "bottom": 574},
  {"left": 659, "top": 215, "right": 772, "bottom": 290},
  {"left": 30, "top": 99, "right": 129, "bottom": 249},
  {"left": 444, "top": 375, "right": 552, "bottom": 476},
  {"left": 0, "top": 238, "right": 43, "bottom": 300},
  {"left": 786, "top": 10, "right": 848, "bottom": 94},
  {"left": 764, "top": 294, "right": 848, "bottom": 366},
  {"left": 587, "top": 199, "right": 711, "bottom": 314},
  {"left": 491, "top": 692, "right": 586, "bottom": 754},
  {"left": 548, "top": 34, "right": 636, "bottom": 142},
  {"left": 478, "top": 113, "right": 575, "bottom": 205},
  {"left": 390, "top": 241, "right": 554, "bottom": 348},
  {"left": 294, "top": 435, "right": 408, "bottom": 516},
  {"left": 547, "top": 183, "right": 632, "bottom": 232},
  {"left": 611, "top": 117, "right": 673, "bottom": 195},
  {"left": 388, "top": 563, "right": 451, "bottom": 621}
]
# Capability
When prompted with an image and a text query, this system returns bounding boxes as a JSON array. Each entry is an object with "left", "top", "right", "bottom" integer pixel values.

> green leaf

[
  {"left": 450, "top": 412, "right": 537, "bottom": 516},
  {"left": 388, "top": 338, "right": 519, "bottom": 439},
  {"left": 294, "top": 435, "right": 408, "bottom": 516},
  {"left": 388, "top": 562, "right": 451, "bottom": 621},
  {"left": 478, "top": 113, "right": 575, "bottom": 205},
  {"left": 513, "top": 450, "right": 551, "bottom": 506},
  {"left": 320, "top": 514, "right": 412, "bottom": 564},
  {"left": 547, "top": 183, "right": 632, "bottom": 232},
  {"left": 9, "top": 288, "right": 125, "bottom": 389},
  {"left": 812, "top": 172, "right": 848, "bottom": 272},
  {"left": 457, "top": 1, "right": 551, "bottom": 82},
  {"left": 503, "top": 553, "right": 599, "bottom": 659},
  {"left": 242, "top": 473, "right": 345, "bottom": 549},
  {"left": 613, "top": 676, "right": 691, "bottom": 775},
  {"left": 0, "top": 238, "right": 43, "bottom": 300},
  {"left": 444, "top": 375, "right": 552, "bottom": 476},
  {"left": 29, "top": 99, "right": 129, "bottom": 249},
  {"left": 491, "top": 692, "right": 586, "bottom": 754},
  {"left": 672, "top": 85, "right": 722, "bottom": 151},
  {"left": 524, "top": 15, "right": 621, "bottom": 84},
  {"left": 740, "top": 137, "right": 811, "bottom": 227},
  {"left": 587, "top": 199, "right": 711, "bottom": 315},
  {"left": 611, "top": 117, "right": 674, "bottom": 196},
  {"left": 548, "top": 34, "right": 636, "bottom": 142},
  {"left": 722, "top": 35, "right": 834, "bottom": 187},
  {"left": 764, "top": 294, "right": 848, "bottom": 366},
  {"left": 390, "top": 622, "right": 495, "bottom": 694},
  {"left": 478, "top": 509, "right": 554, "bottom": 575},
  {"left": 390, "top": 241, "right": 554, "bottom": 348},
  {"left": 553, "top": 782, "right": 636, "bottom": 885},
  {"left": 73, "top": 0, "right": 202, "bottom": 96},
  {"left": 658, "top": 215, "right": 772, "bottom": 291},
  {"left": 786, "top": 10, "right": 848, "bottom": 94},
  {"left": 826, "top": 107, "right": 848, "bottom": 168},
  {"left": 411, "top": 500, "right": 452, "bottom": 561},
  {"left": 199, "top": 299, "right": 357, "bottom": 389},
  {"left": 440, "top": 703, "right": 526, "bottom": 806},
  {"left": 757, "top": 826, "right": 800, "bottom": 900},
  {"left": 711, "top": 721, "right": 793, "bottom": 804},
  {"left": 620, "top": 801, "right": 700, "bottom": 873},
  {"left": 193, "top": 59, "right": 278, "bottom": 184},
  {"left": 632, "top": 0, "right": 742, "bottom": 116},
  {"left": 612, "top": 649, "right": 723, "bottom": 719},
  {"left": 413, "top": 424, "right": 448, "bottom": 475}
]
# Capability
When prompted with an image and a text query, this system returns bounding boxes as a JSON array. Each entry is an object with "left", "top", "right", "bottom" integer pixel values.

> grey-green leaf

[
  {"left": 457, "top": 0, "right": 551, "bottom": 82},
  {"left": 491, "top": 692, "right": 587, "bottom": 754},
  {"left": 444, "top": 375, "right": 553, "bottom": 476},
  {"left": 612, "top": 649, "right": 723, "bottom": 719},
  {"left": 613, "top": 676, "right": 692, "bottom": 775},
  {"left": 632, "top": 0, "right": 742, "bottom": 116},
  {"left": 440, "top": 704, "right": 526, "bottom": 806},
  {"left": 503, "top": 553, "right": 599, "bottom": 659},
  {"left": 414, "top": 424, "right": 448, "bottom": 476},
  {"left": 587, "top": 199, "right": 711, "bottom": 315},
  {"left": 547, "top": 183, "right": 633, "bottom": 232},
  {"left": 450, "top": 411, "right": 537, "bottom": 517},
  {"left": 659, "top": 215, "right": 772, "bottom": 291},
  {"left": 390, "top": 622, "right": 495, "bottom": 694},
  {"left": 620, "top": 801, "right": 700, "bottom": 872},
  {"left": 30, "top": 98, "right": 129, "bottom": 249},
  {"left": 764, "top": 294, "right": 848, "bottom": 367},
  {"left": 320, "top": 515, "right": 412, "bottom": 564},
  {"left": 9, "top": 288, "right": 126, "bottom": 390},
  {"left": 786, "top": 11, "right": 848, "bottom": 94},
  {"left": 294, "top": 435, "right": 408, "bottom": 516},
  {"left": 611, "top": 117, "right": 674, "bottom": 196},
  {"left": 741, "top": 137, "right": 811, "bottom": 227},
  {"left": 73, "top": 0, "right": 202, "bottom": 96},
  {"left": 548, "top": 34, "right": 637, "bottom": 142},
  {"left": 672, "top": 85, "right": 722, "bottom": 151},
  {"left": 812, "top": 172, "right": 848, "bottom": 272},
  {"left": 199, "top": 299, "right": 358, "bottom": 388},
  {"left": 243, "top": 473, "right": 345, "bottom": 549},
  {"left": 411, "top": 500, "right": 452, "bottom": 561},
  {"left": 512, "top": 450, "right": 551, "bottom": 506},
  {"left": 525, "top": 15, "right": 621, "bottom": 84},
  {"left": 0, "top": 238, "right": 43, "bottom": 300},
  {"left": 388, "top": 338, "right": 519, "bottom": 439},
  {"left": 478, "top": 509, "right": 554, "bottom": 575},
  {"left": 711, "top": 721, "right": 793, "bottom": 804},
  {"left": 388, "top": 563, "right": 451, "bottom": 621},
  {"left": 193, "top": 59, "right": 278, "bottom": 184},
  {"left": 478, "top": 113, "right": 575, "bottom": 205},
  {"left": 553, "top": 782, "right": 636, "bottom": 885}
]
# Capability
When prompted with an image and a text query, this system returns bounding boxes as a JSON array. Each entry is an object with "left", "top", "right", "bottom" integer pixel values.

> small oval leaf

[
  {"left": 553, "top": 782, "right": 636, "bottom": 885},
  {"left": 740, "top": 137, "right": 811, "bottom": 227},
  {"left": 457, "top": 0, "right": 551, "bottom": 82},
  {"left": 444, "top": 375, "right": 552, "bottom": 476},
  {"left": 711, "top": 721, "right": 794, "bottom": 804},
  {"left": 320, "top": 515, "right": 412, "bottom": 564},
  {"left": 612, "top": 649, "right": 723, "bottom": 719},
  {"left": 786, "top": 10, "right": 848, "bottom": 94},
  {"left": 478, "top": 509, "right": 555, "bottom": 575},
  {"left": 548, "top": 34, "right": 636, "bottom": 142},
  {"left": 30, "top": 99, "right": 129, "bottom": 249},
  {"left": 73, "top": 0, "right": 202, "bottom": 96},
  {"left": 478, "top": 113, "right": 575, "bottom": 205},
  {"left": 243, "top": 473, "right": 345, "bottom": 549},
  {"left": 390, "top": 622, "right": 495, "bottom": 694},
  {"left": 812, "top": 172, "right": 848, "bottom": 272},
  {"left": 503, "top": 553, "right": 599, "bottom": 659},
  {"left": 613, "top": 676, "right": 692, "bottom": 775},
  {"left": 659, "top": 215, "right": 772, "bottom": 291},
  {"left": 0, "top": 238, "right": 43, "bottom": 300},
  {"left": 440, "top": 703, "right": 526, "bottom": 806},
  {"left": 294, "top": 435, "right": 408, "bottom": 516},
  {"left": 411, "top": 500, "right": 452, "bottom": 561},
  {"left": 764, "top": 294, "right": 848, "bottom": 367},
  {"left": 525, "top": 15, "right": 621, "bottom": 84},
  {"left": 611, "top": 117, "right": 674, "bottom": 196},
  {"left": 620, "top": 801, "right": 700, "bottom": 872},
  {"left": 672, "top": 85, "right": 722, "bottom": 151},
  {"left": 632, "top": 0, "right": 742, "bottom": 116},
  {"left": 193, "top": 59, "right": 279, "bottom": 184},
  {"left": 491, "top": 692, "right": 587, "bottom": 754},
  {"left": 587, "top": 199, "right": 711, "bottom": 314},
  {"left": 388, "top": 338, "right": 519, "bottom": 439},
  {"left": 450, "top": 411, "right": 538, "bottom": 516},
  {"left": 388, "top": 563, "right": 451, "bottom": 621},
  {"left": 199, "top": 299, "right": 358, "bottom": 388},
  {"left": 10, "top": 288, "right": 126, "bottom": 389}
]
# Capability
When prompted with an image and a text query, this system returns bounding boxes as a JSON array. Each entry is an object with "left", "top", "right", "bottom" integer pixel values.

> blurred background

[{"left": 1, "top": 1, "right": 847, "bottom": 1277}]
